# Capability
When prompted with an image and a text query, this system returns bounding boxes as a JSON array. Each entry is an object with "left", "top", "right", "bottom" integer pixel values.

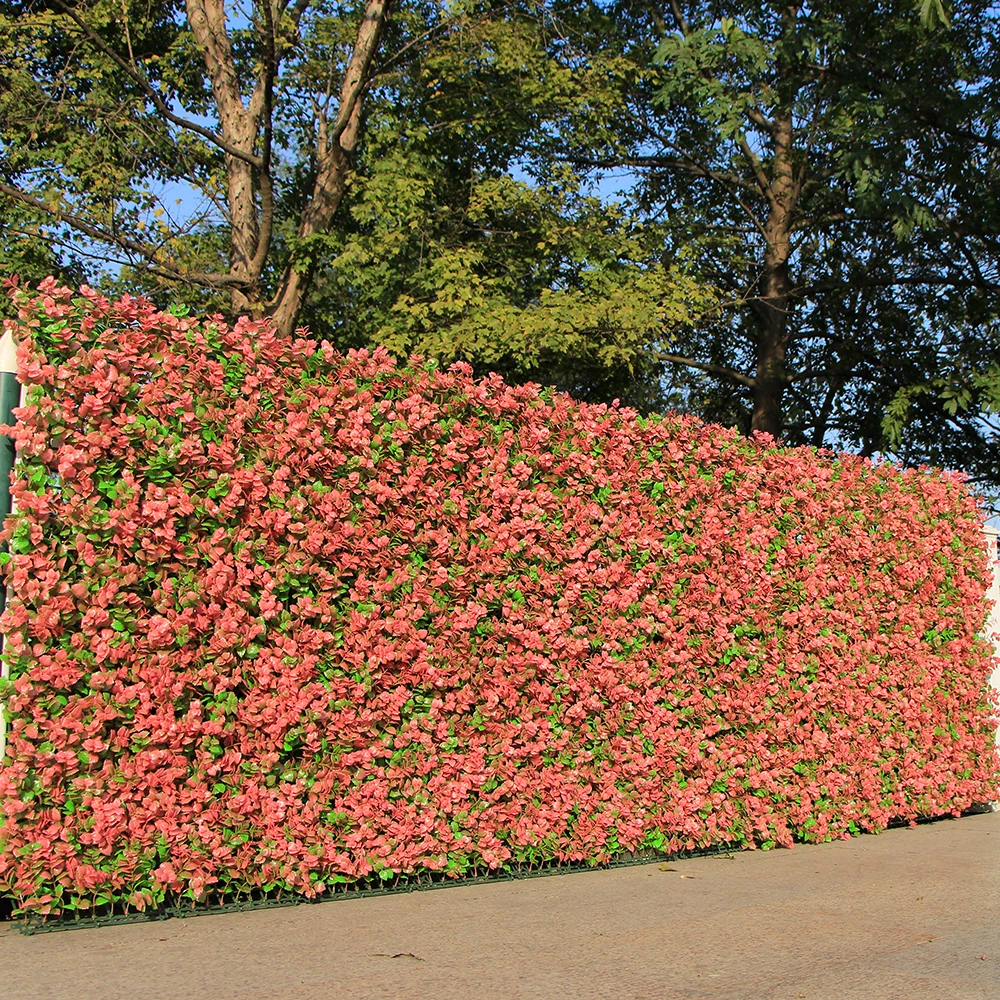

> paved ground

[{"left": 2, "top": 811, "right": 998, "bottom": 1000}]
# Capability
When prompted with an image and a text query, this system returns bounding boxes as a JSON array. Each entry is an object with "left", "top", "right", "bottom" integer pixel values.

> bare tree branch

[
  {"left": 668, "top": 0, "right": 689, "bottom": 35},
  {"left": 49, "top": 0, "right": 263, "bottom": 168},
  {"left": 330, "top": 0, "right": 391, "bottom": 145},
  {"left": 745, "top": 106, "right": 776, "bottom": 134},
  {"left": 655, "top": 351, "right": 757, "bottom": 387},
  {"left": 0, "top": 181, "right": 245, "bottom": 289},
  {"left": 249, "top": 0, "right": 279, "bottom": 278},
  {"left": 736, "top": 132, "right": 777, "bottom": 208},
  {"left": 269, "top": 0, "right": 392, "bottom": 331},
  {"left": 560, "top": 152, "right": 764, "bottom": 197}
]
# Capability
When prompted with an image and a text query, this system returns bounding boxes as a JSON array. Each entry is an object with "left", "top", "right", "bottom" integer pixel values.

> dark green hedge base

[{"left": 10, "top": 809, "right": 994, "bottom": 935}]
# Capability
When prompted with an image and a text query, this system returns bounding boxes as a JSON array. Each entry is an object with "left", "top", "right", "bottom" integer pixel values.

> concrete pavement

[{"left": 2, "top": 811, "right": 998, "bottom": 1000}]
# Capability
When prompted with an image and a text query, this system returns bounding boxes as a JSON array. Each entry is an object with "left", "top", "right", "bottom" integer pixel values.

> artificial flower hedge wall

[{"left": 0, "top": 281, "right": 997, "bottom": 917}]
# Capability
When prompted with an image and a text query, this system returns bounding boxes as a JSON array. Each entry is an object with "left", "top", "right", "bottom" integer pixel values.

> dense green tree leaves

[
  {"left": 2, "top": 0, "right": 999, "bottom": 503},
  {"left": 529, "top": 0, "right": 1000, "bottom": 504},
  {"left": 1, "top": 0, "right": 399, "bottom": 329}
]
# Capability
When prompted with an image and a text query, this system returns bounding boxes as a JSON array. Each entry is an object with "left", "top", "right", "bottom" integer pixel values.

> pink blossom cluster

[{"left": 0, "top": 279, "right": 997, "bottom": 917}]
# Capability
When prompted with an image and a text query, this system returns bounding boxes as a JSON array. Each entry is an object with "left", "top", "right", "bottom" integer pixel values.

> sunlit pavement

[{"left": 2, "top": 810, "right": 998, "bottom": 1000}]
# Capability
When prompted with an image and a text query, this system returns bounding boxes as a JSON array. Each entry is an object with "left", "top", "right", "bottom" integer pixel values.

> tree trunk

[
  {"left": 750, "top": 103, "right": 798, "bottom": 439},
  {"left": 185, "top": 0, "right": 391, "bottom": 336},
  {"left": 269, "top": 0, "right": 391, "bottom": 337},
  {"left": 751, "top": 256, "right": 792, "bottom": 439},
  {"left": 225, "top": 136, "right": 262, "bottom": 315},
  {"left": 186, "top": 0, "right": 264, "bottom": 313},
  {"left": 269, "top": 144, "right": 350, "bottom": 337}
]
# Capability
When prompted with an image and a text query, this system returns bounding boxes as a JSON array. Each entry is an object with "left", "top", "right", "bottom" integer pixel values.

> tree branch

[
  {"left": 248, "top": 0, "right": 279, "bottom": 277},
  {"left": 0, "top": 181, "right": 245, "bottom": 289},
  {"left": 49, "top": 0, "right": 262, "bottom": 169},
  {"left": 745, "top": 106, "right": 776, "bottom": 134},
  {"left": 330, "top": 0, "right": 391, "bottom": 147},
  {"left": 736, "top": 132, "right": 776, "bottom": 208},
  {"left": 668, "top": 0, "right": 689, "bottom": 35},
  {"left": 803, "top": 273, "right": 1000, "bottom": 294},
  {"left": 560, "top": 152, "right": 764, "bottom": 197},
  {"left": 655, "top": 352, "right": 757, "bottom": 387},
  {"left": 789, "top": 368, "right": 856, "bottom": 383},
  {"left": 268, "top": 0, "right": 392, "bottom": 332}
]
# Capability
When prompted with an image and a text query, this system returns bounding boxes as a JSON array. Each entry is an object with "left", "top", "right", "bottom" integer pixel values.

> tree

[
  {"left": 1, "top": 0, "right": 392, "bottom": 335},
  {"left": 2, "top": 0, "right": 716, "bottom": 403},
  {"left": 292, "top": 20, "right": 718, "bottom": 403},
  {"left": 533, "top": 0, "right": 1000, "bottom": 489},
  {"left": 6, "top": 1, "right": 998, "bottom": 504}
]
